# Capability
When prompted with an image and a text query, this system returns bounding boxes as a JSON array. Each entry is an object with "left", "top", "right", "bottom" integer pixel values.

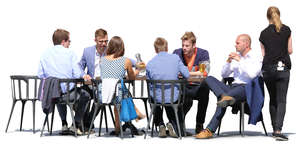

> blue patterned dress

[{"left": 98, "top": 56, "right": 126, "bottom": 103}]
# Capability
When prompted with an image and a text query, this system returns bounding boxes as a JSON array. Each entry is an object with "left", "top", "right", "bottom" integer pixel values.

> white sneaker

[
  {"left": 158, "top": 125, "right": 167, "bottom": 138},
  {"left": 69, "top": 126, "right": 83, "bottom": 135},
  {"left": 61, "top": 125, "right": 69, "bottom": 132},
  {"left": 166, "top": 123, "right": 178, "bottom": 138}
]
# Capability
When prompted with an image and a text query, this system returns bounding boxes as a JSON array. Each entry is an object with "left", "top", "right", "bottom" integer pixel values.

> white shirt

[
  {"left": 94, "top": 51, "right": 101, "bottom": 79},
  {"left": 221, "top": 50, "right": 262, "bottom": 84}
]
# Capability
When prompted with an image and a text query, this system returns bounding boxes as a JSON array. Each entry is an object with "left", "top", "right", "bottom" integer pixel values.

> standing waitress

[{"left": 259, "top": 6, "right": 293, "bottom": 141}]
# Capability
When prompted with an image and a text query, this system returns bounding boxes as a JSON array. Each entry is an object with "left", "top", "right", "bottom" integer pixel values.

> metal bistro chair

[
  {"left": 40, "top": 78, "right": 86, "bottom": 137},
  {"left": 6, "top": 75, "right": 45, "bottom": 133},
  {"left": 87, "top": 79, "right": 135, "bottom": 139},
  {"left": 144, "top": 79, "right": 187, "bottom": 139},
  {"left": 87, "top": 79, "right": 114, "bottom": 138},
  {"left": 217, "top": 77, "right": 268, "bottom": 136},
  {"left": 130, "top": 79, "right": 150, "bottom": 124}
]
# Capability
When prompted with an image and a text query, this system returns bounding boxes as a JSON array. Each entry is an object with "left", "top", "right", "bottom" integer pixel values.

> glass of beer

[
  {"left": 198, "top": 60, "right": 210, "bottom": 78},
  {"left": 137, "top": 62, "right": 146, "bottom": 70}
]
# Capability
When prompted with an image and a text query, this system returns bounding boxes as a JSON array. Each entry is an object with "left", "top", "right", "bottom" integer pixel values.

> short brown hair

[
  {"left": 52, "top": 29, "right": 69, "bottom": 45},
  {"left": 106, "top": 36, "right": 125, "bottom": 58},
  {"left": 154, "top": 37, "right": 168, "bottom": 53},
  {"left": 181, "top": 31, "right": 196, "bottom": 44},
  {"left": 95, "top": 28, "right": 107, "bottom": 38}
]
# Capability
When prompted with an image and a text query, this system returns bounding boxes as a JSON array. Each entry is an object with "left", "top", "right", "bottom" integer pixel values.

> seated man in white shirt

[{"left": 194, "top": 34, "right": 262, "bottom": 139}]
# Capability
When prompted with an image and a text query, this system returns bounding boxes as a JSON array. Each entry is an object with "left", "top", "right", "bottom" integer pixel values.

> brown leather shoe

[
  {"left": 217, "top": 95, "right": 236, "bottom": 107},
  {"left": 194, "top": 128, "right": 213, "bottom": 139}
]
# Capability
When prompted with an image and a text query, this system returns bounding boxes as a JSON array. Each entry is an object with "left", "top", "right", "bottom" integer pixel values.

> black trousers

[
  {"left": 183, "top": 83, "right": 210, "bottom": 125},
  {"left": 263, "top": 70, "right": 290, "bottom": 131},
  {"left": 153, "top": 105, "right": 185, "bottom": 136}
]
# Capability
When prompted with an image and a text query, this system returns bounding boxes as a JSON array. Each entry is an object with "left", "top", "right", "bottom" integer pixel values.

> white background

[{"left": 0, "top": 0, "right": 299, "bottom": 144}]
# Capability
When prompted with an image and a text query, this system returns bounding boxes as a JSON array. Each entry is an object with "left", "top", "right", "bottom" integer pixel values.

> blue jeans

[{"left": 204, "top": 76, "right": 246, "bottom": 132}]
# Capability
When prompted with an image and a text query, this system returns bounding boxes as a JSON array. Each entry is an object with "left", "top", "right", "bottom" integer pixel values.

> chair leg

[
  {"left": 82, "top": 100, "right": 92, "bottom": 135},
  {"left": 142, "top": 98, "right": 150, "bottom": 123},
  {"left": 32, "top": 101, "right": 36, "bottom": 133},
  {"left": 87, "top": 105, "right": 99, "bottom": 138},
  {"left": 151, "top": 117, "right": 155, "bottom": 137},
  {"left": 173, "top": 106, "right": 182, "bottom": 139},
  {"left": 20, "top": 100, "right": 26, "bottom": 131},
  {"left": 180, "top": 106, "right": 186, "bottom": 137},
  {"left": 99, "top": 106, "right": 105, "bottom": 136},
  {"left": 103, "top": 107, "right": 108, "bottom": 133},
  {"left": 144, "top": 105, "right": 154, "bottom": 139},
  {"left": 217, "top": 121, "right": 222, "bottom": 136},
  {"left": 69, "top": 105, "right": 77, "bottom": 137},
  {"left": 40, "top": 114, "right": 49, "bottom": 137},
  {"left": 240, "top": 102, "right": 245, "bottom": 137},
  {"left": 151, "top": 106, "right": 157, "bottom": 137},
  {"left": 50, "top": 105, "right": 55, "bottom": 135},
  {"left": 261, "top": 120, "right": 268, "bottom": 136},
  {"left": 46, "top": 117, "right": 50, "bottom": 132},
  {"left": 108, "top": 106, "right": 115, "bottom": 127},
  {"left": 5, "top": 101, "right": 17, "bottom": 133}
]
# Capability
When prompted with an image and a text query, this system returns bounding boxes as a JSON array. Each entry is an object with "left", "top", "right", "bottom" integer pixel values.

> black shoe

[
  {"left": 122, "top": 122, "right": 131, "bottom": 131},
  {"left": 132, "top": 129, "right": 144, "bottom": 136},
  {"left": 195, "top": 124, "right": 204, "bottom": 134},
  {"left": 185, "top": 131, "right": 193, "bottom": 136},
  {"left": 109, "top": 130, "right": 120, "bottom": 136},
  {"left": 126, "top": 122, "right": 144, "bottom": 136},
  {"left": 273, "top": 133, "right": 288, "bottom": 141}
]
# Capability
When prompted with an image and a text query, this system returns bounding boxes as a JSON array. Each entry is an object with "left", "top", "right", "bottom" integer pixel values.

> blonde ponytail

[{"left": 267, "top": 6, "right": 282, "bottom": 32}]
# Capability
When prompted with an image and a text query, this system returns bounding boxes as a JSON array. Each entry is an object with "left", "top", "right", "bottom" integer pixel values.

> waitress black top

[{"left": 259, "top": 24, "right": 291, "bottom": 71}]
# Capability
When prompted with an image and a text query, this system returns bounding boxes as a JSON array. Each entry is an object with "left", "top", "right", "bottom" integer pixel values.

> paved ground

[{"left": 1, "top": 99, "right": 298, "bottom": 145}]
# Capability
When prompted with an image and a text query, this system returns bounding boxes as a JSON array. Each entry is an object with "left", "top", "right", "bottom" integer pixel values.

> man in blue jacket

[
  {"left": 78, "top": 28, "right": 141, "bottom": 134},
  {"left": 78, "top": 28, "right": 108, "bottom": 130},
  {"left": 173, "top": 32, "right": 210, "bottom": 134}
]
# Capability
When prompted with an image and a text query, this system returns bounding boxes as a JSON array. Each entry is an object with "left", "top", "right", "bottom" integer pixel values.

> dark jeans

[
  {"left": 183, "top": 83, "right": 209, "bottom": 126},
  {"left": 56, "top": 87, "right": 90, "bottom": 125},
  {"left": 81, "top": 85, "right": 98, "bottom": 128},
  {"left": 153, "top": 105, "right": 184, "bottom": 124},
  {"left": 263, "top": 71, "right": 290, "bottom": 131},
  {"left": 153, "top": 105, "right": 184, "bottom": 134},
  {"left": 204, "top": 76, "right": 246, "bottom": 132}
]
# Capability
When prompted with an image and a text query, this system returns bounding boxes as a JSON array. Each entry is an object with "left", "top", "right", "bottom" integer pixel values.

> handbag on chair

[{"left": 120, "top": 79, "right": 137, "bottom": 122}]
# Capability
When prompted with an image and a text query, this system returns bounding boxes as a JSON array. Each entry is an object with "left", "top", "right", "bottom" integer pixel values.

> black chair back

[
  {"left": 6, "top": 75, "right": 40, "bottom": 133},
  {"left": 146, "top": 79, "right": 187, "bottom": 105}
]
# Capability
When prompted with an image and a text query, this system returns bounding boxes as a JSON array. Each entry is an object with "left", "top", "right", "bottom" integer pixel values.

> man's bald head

[{"left": 238, "top": 34, "right": 251, "bottom": 48}]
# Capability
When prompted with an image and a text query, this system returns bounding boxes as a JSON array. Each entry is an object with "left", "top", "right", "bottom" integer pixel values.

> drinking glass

[{"left": 198, "top": 60, "right": 210, "bottom": 78}]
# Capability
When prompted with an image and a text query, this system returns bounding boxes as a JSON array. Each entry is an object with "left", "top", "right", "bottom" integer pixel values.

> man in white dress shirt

[{"left": 194, "top": 34, "right": 262, "bottom": 139}]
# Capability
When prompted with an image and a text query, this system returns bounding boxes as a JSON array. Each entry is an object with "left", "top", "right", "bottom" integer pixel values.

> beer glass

[
  {"left": 135, "top": 53, "right": 146, "bottom": 76},
  {"left": 198, "top": 60, "right": 210, "bottom": 78}
]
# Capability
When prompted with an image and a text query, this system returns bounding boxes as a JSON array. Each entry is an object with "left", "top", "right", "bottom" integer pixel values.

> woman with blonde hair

[{"left": 259, "top": 6, "right": 293, "bottom": 141}]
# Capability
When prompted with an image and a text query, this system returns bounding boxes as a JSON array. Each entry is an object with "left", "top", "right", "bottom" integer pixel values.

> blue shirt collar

[{"left": 157, "top": 51, "right": 168, "bottom": 56}]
